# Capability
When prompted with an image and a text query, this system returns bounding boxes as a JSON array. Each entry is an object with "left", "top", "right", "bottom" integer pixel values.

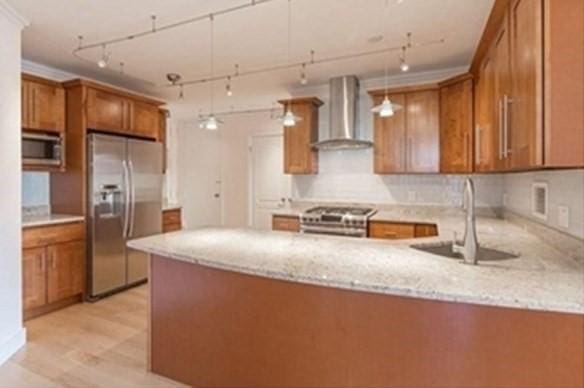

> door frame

[{"left": 248, "top": 131, "right": 286, "bottom": 228}]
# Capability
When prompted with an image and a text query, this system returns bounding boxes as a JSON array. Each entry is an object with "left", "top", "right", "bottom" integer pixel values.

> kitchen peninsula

[{"left": 129, "top": 211, "right": 584, "bottom": 388}]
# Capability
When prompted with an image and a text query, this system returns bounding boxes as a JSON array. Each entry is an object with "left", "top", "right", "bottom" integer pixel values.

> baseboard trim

[{"left": 0, "top": 327, "right": 26, "bottom": 366}]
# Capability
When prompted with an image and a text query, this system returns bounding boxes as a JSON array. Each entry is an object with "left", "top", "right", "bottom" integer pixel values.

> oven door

[
  {"left": 22, "top": 132, "right": 63, "bottom": 167},
  {"left": 300, "top": 224, "right": 367, "bottom": 238}
]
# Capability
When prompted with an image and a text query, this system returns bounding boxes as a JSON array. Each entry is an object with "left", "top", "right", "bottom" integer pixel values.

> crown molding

[
  {"left": 0, "top": 0, "right": 29, "bottom": 29},
  {"left": 21, "top": 59, "right": 78, "bottom": 82}
]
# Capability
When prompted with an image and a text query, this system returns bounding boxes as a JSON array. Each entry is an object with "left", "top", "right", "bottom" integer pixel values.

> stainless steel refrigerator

[{"left": 87, "top": 133, "right": 163, "bottom": 300}]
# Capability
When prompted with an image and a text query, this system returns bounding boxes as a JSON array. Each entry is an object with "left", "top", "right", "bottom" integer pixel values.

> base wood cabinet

[
  {"left": 472, "top": 0, "right": 583, "bottom": 170},
  {"left": 272, "top": 215, "right": 300, "bottom": 232},
  {"left": 278, "top": 98, "right": 323, "bottom": 175},
  {"left": 22, "top": 221, "right": 86, "bottom": 320},
  {"left": 368, "top": 221, "right": 438, "bottom": 240},
  {"left": 162, "top": 208, "right": 182, "bottom": 233},
  {"left": 439, "top": 74, "right": 474, "bottom": 173},
  {"left": 370, "top": 86, "right": 439, "bottom": 174}
]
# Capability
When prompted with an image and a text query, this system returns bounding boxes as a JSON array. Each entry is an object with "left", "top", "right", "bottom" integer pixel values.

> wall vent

[{"left": 532, "top": 182, "right": 548, "bottom": 220}]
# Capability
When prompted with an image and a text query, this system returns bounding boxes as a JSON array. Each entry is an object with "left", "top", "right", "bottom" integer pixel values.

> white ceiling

[{"left": 12, "top": 0, "right": 494, "bottom": 112}]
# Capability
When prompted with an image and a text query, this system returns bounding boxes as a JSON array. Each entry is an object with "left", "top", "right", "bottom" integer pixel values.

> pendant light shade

[
  {"left": 199, "top": 114, "right": 222, "bottom": 130},
  {"left": 371, "top": 96, "right": 402, "bottom": 117}
]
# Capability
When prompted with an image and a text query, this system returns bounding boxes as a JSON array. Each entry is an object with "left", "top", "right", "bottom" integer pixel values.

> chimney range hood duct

[{"left": 312, "top": 76, "right": 372, "bottom": 150}]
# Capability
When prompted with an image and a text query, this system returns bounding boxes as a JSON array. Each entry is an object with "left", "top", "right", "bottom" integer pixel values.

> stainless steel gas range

[{"left": 300, "top": 206, "right": 377, "bottom": 237}]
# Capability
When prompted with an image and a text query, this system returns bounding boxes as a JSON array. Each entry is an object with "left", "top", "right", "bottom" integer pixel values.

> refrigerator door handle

[
  {"left": 122, "top": 160, "right": 131, "bottom": 239},
  {"left": 128, "top": 159, "right": 136, "bottom": 238}
]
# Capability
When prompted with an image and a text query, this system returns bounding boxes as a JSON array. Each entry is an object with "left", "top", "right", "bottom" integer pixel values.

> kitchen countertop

[
  {"left": 129, "top": 208, "right": 584, "bottom": 314},
  {"left": 163, "top": 202, "right": 182, "bottom": 211},
  {"left": 22, "top": 213, "right": 85, "bottom": 228}
]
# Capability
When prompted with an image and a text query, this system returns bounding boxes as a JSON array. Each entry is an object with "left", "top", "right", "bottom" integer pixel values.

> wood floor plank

[{"left": 0, "top": 285, "right": 187, "bottom": 388}]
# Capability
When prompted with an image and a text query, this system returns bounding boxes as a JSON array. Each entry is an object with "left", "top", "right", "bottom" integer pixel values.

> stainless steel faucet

[{"left": 452, "top": 178, "right": 479, "bottom": 264}]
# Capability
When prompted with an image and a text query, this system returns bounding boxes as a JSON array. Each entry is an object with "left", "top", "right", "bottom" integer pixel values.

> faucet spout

[{"left": 452, "top": 178, "right": 479, "bottom": 264}]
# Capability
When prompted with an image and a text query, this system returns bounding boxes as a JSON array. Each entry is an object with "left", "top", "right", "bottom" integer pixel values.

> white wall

[
  {"left": 0, "top": 0, "right": 27, "bottom": 366},
  {"left": 503, "top": 170, "right": 584, "bottom": 239}
]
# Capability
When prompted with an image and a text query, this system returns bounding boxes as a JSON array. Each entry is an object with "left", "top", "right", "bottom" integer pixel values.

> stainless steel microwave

[{"left": 22, "top": 131, "right": 63, "bottom": 167}]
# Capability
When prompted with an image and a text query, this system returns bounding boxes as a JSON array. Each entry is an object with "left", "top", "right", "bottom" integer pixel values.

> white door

[
  {"left": 177, "top": 121, "right": 222, "bottom": 228},
  {"left": 250, "top": 134, "right": 291, "bottom": 230}
]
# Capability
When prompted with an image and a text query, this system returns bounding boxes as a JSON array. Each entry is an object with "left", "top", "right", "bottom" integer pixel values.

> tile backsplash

[
  {"left": 503, "top": 169, "right": 584, "bottom": 239},
  {"left": 292, "top": 149, "right": 504, "bottom": 208},
  {"left": 22, "top": 172, "right": 50, "bottom": 207}
]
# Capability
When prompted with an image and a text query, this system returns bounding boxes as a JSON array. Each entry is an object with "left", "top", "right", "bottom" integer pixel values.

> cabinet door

[
  {"left": 284, "top": 103, "right": 318, "bottom": 174},
  {"left": 440, "top": 79, "right": 473, "bottom": 173},
  {"left": 475, "top": 54, "right": 498, "bottom": 172},
  {"left": 373, "top": 94, "right": 406, "bottom": 173},
  {"left": 21, "top": 80, "right": 30, "bottom": 128},
  {"left": 509, "top": 0, "right": 543, "bottom": 169},
  {"left": 47, "top": 240, "right": 85, "bottom": 304},
  {"left": 26, "top": 81, "right": 65, "bottom": 132},
  {"left": 493, "top": 17, "right": 512, "bottom": 171},
  {"left": 23, "top": 247, "right": 47, "bottom": 310},
  {"left": 406, "top": 90, "right": 440, "bottom": 173},
  {"left": 87, "top": 88, "right": 129, "bottom": 132},
  {"left": 132, "top": 101, "right": 160, "bottom": 139}
]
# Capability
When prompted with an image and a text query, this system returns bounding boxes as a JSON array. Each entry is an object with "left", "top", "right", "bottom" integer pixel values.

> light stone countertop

[
  {"left": 129, "top": 208, "right": 584, "bottom": 314},
  {"left": 22, "top": 213, "right": 85, "bottom": 228},
  {"left": 163, "top": 202, "right": 182, "bottom": 211}
]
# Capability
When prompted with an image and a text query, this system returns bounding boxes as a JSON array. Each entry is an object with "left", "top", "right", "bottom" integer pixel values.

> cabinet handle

[
  {"left": 31, "top": 87, "right": 36, "bottom": 125},
  {"left": 50, "top": 252, "right": 56, "bottom": 269},
  {"left": 503, "top": 95, "right": 512, "bottom": 159},
  {"left": 39, "top": 254, "right": 45, "bottom": 271},
  {"left": 475, "top": 125, "right": 481, "bottom": 165},
  {"left": 498, "top": 98, "right": 504, "bottom": 160}
]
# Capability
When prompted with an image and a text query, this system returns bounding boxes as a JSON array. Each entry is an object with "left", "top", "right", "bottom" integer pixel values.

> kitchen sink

[{"left": 411, "top": 242, "right": 519, "bottom": 262}]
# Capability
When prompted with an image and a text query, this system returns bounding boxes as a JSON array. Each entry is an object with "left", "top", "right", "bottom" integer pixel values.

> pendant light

[
  {"left": 371, "top": 0, "right": 403, "bottom": 118},
  {"left": 277, "top": 0, "right": 302, "bottom": 127},
  {"left": 199, "top": 14, "right": 223, "bottom": 130}
]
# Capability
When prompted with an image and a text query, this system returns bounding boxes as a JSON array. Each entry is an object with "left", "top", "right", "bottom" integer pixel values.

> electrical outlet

[
  {"left": 407, "top": 191, "right": 416, "bottom": 203},
  {"left": 558, "top": 205, "right": 570, "bottom": 229}
]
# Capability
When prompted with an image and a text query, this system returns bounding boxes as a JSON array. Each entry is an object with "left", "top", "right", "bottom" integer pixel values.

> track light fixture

[
  {"left": 97, "top": 44, "right": 110, "bottom": 68},
  {"left": 226, "top": 76, "right": 233, "bottom": 96},
  {"left": 300, "top": 63, "right": 308, "bottom": 85},
  {"left": 399, "top": 46, "right": 409, "bottom": 72}
]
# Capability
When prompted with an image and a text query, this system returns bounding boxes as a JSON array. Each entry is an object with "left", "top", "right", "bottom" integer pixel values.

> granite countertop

[
  {"left": 22, "top": 213, "right": 85, "bottom": 228},
  {"left": 129, "top": 209, "right": 584, "bottom": 314}
]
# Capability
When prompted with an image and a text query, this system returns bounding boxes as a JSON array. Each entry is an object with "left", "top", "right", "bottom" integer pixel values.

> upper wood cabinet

[
  {"left": 278, "top": 98, "right": 323, "bottom": 175},
  {"left": 87, "top": 88, "right": 131, "bottom": 132},
  {"left": 373, "top": 94, "right": 407, "bottom": 173},
  {"left": 67, "top": 79, "right": 164, "bottom": 140},
  {"left": 472, "top": 0, "right": 582, "bottom": 170},
  {"left": 159, "top": 109, "right": 168, "bottom": 173},
  {"left": 21, "top": 74, "right": 65, "bottom": 133},
  {"left": 439, "top": 74, "right": 474, "bottom": 173},
  {"left": 371, "top": 86, "right": 439, "bottom": 174}
]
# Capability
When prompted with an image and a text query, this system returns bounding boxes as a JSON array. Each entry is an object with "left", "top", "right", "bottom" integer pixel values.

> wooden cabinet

[
  {"left": 21, "top": 74, "right": 65, "bottom": 133},
  {"left": 163, "top": 208, "right": 182, "bottom": 233},
  {"left": 22, "top": 247, "right": 47, "bottom": 310},
  {"left": 47, "top": 241, "right": 85, "bottom": 304},
  {"left": 508, "top": 0, "right": 543, "bottom": 169},
  {"left": 471, "top": 0, "right": 582, "bottom": 170},
  {"left": 373, "top": 94, "right": 407, "bottom": 173},
  {"left": 132, "top": 100, "right": 161, "bottom": 139},
  {"left": 278, "top": 98, "right": 323, "bottom": 175},
  {"left": 159, "top": 109, "right": 168, "bottom": 173},
  {"left": 272, "top": 215, "right": 300, "bottom": 232},
  {"left": 371, "top": 86, "right": 439, "bottom": 174},
  {"left": 439, "top": 74, "right": 474, "bottom": 173},
  {"left": 87, "top": 88, "right": 132, "bottom": 133},
  {"left": 22, "top": 221, "right": 85, "bottom": 320},
  {"left": 368, "top": 221, "right": 438, "bottom": 240},
  {"left": 84, "top": 83, "right": 162, "bottom": 140}
]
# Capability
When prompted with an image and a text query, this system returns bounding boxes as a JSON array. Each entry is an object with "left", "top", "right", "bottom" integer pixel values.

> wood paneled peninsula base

[{"left": 146, "top": 255, "right": 582, "bottom": 388}]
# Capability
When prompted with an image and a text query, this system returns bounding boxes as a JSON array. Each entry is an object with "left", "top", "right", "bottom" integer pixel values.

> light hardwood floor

[{"left": 0, "top": 285, "right": 187, "bottom": 388}]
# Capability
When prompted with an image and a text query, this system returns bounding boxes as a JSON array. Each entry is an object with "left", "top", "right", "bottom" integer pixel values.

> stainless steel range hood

[{"left": 312, "top": 76, "right": 372, "bottom": 150}]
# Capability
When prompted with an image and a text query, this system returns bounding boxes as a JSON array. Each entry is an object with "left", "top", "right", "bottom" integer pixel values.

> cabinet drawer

[
  {"left": 272, "top": 215, "right": 300, "bottom": 232},
  {"left": 163, "top": 223, "right": 182, "bottom": 233},
  {"left": 163, "top": 209, "right": 182, "bottom": 226},
  {"left": 23, "top": 221, "right": 85, "bottom": 249},
  {"left": 368, "top": 222, "right": 416, "bottom": 240}
]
